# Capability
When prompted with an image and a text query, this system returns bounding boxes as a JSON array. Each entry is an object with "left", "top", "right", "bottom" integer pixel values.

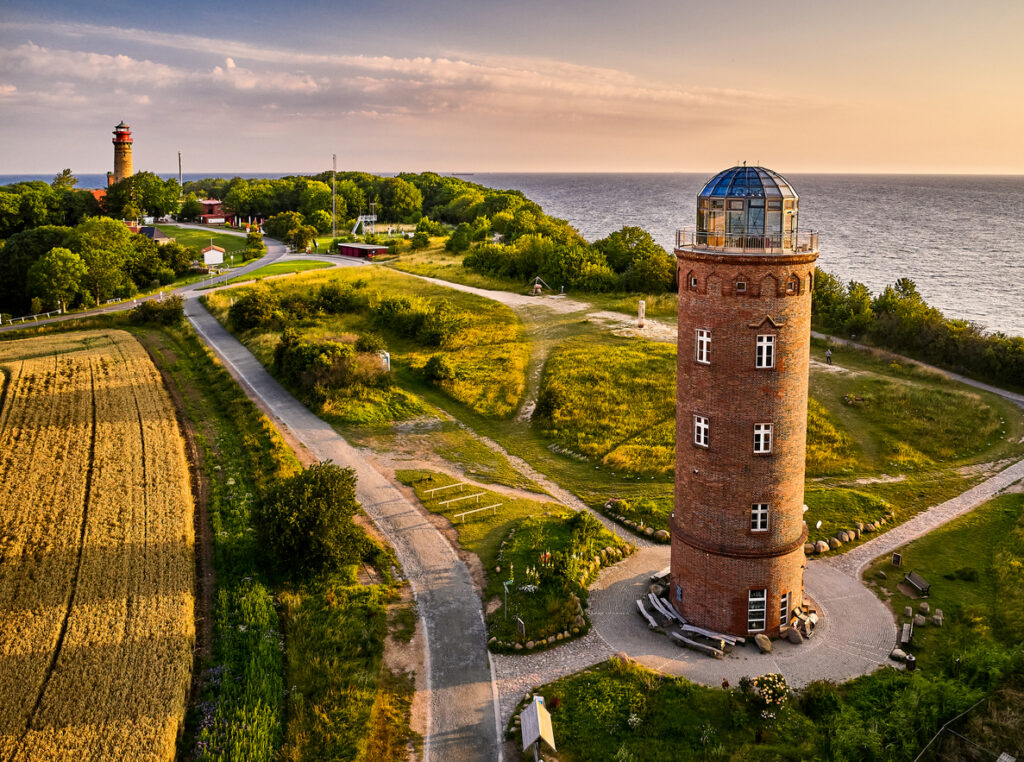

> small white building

[{"left": 202, "top": 244, "right": 225, "bottom": 266}]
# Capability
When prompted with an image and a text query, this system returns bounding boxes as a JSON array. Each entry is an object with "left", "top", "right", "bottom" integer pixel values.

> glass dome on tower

[{"left": 676, "top": 165, "right": 817, "bottom": 254}]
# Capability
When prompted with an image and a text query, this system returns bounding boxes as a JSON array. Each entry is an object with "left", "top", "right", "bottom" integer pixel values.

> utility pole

[
  {"left": 332, "top": 153, "right": 337, "bottom": 240},
  {"left": 178, "top": 151, "right": 183, "bottom": 190}
]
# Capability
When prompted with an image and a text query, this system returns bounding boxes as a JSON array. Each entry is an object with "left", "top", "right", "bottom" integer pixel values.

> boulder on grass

[
  {"left": 913, "top": 614, "right": 927, "bottom": 627},
  {"left": 644, "top": 526, "right": 655, "bottom": 537},
  {"left": 931, "top": 614, "right": 943, "bottom": 627},
  {"left": 654, "top": 530, "right": 670, "bottom": 542},
  {"left": 525, "top": 640, "right": 535, "bottom": 650},
  {"left": 876, "top": 571, "right": 887, "bottom": 580},
  {"left": 919, "top": 602, "right": 931, "bottom": 615},
  {"left": 829, "top": 537, "right": 842, "bottom": 550},
  {"left": 814, "top": 540, "right": 830, "bottom": 554},
  {"left": 804, "top": 543, "right": 815, "bottom": 554},
  {"left": 837, "top": 530, "right": 850, "bottom": 543},
  {"left": 890, "top": 648, "right": 907, "bottom": 662},
  {"left": 754, "top": 633, "right": 772, "bottom": 653}
]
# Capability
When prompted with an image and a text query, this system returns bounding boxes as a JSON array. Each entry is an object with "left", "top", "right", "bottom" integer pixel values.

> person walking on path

[{"left": 825, "top": 348, "right": 833, "bottom": 365}]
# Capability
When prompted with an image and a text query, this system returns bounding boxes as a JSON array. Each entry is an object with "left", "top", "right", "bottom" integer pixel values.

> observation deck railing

[{"left": 675, "top": 228, "right": 818, "bottom": 255}]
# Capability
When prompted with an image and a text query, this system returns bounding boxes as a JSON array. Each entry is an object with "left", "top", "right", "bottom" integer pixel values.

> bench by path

[{"left": 185, "top": 297, "right": 500, "bottom": 762}]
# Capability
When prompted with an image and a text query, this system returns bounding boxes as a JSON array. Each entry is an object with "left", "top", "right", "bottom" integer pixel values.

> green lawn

[
  {"left": 220, "top": 260, "right": 332, "bottom": 285},
  {"left": 156, "top": 223, "right": 247, "bottom": 252},
  {"left": 864, "top": 492, "right": 1024, "bottom": 664},
  {"left": 397, "top": 469, "right": 631, "bottom": 649}
]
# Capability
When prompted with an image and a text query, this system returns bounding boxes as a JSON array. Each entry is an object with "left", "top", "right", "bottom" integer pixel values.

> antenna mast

[{"left": 332, "top": 154, "right": 337, "bottom": 240}]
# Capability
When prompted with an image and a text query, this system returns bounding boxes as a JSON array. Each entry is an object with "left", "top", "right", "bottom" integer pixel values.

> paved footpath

[{"left": 184, "top": 297, "right": 501, "bottom": 762}]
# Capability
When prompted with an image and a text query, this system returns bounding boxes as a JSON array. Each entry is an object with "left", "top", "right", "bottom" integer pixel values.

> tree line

[
  {"left": 0, "top": 217, "right": 203, "bottom": 317},
  {"left": 813, "top": 269, "right": 1024, "bottom": 391}
]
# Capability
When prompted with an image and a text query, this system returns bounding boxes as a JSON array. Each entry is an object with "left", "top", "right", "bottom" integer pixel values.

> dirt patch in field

[
  {"left": 586, "top": 310, "right": 677, "bottom": 343},
  {"left": 810, "top": 358, "right": 862, "bottom": 375}
]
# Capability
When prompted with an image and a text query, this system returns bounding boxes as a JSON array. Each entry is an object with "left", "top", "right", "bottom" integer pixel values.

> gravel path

[
  {"left": 828, "top": 457, "right": 1024, "bottom": 576},
  {"left": 184, "top": 296, "right": 501, "bottom": 762}
]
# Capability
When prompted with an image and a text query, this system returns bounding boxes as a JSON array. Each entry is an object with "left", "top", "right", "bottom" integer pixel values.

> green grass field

[
  {"left": 156, "top": 224, "right": 247, "bottom": 252},
  {"left": 221, "top": 260, "right": 333, "bottom": 285},
  {"left": 865, "top": 492, "right": 1024, "bottom": 663},
  {"left": 204, "top": 266, "right": 529, "bottom": 421}
]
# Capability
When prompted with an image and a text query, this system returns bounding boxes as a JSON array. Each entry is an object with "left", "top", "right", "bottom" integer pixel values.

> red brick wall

[{"left": 670, "top": 248, "right": 818, "bottom": 637}]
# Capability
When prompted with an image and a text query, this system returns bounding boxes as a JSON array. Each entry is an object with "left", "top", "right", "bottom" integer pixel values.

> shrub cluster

[
  {"left": 273, "top": 328, "right": 390, "bottom": 397},
  {"left": 128, "top": 295, "right": 185, "bottom": 326},
  {"left": 370, "top": 296, "right": 465, "bottom": 347},
  {"left": 813, "top": 269, "right": 1024, "bottom": 391},
  {"left": 228, "top": 284, "right": 280, "bottom": 331},
  {"left": 254, "top": 462, "right": 363, "bottom": 578},
  {"left": 464, "top": 226, "right": 675, "bottom": 293}
]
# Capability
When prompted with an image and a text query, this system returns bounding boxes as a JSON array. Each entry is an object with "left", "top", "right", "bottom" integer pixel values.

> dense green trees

[
  {"left": 0, "top": 180, "right": 100, "bottom": 238},
  {"left": 0, "top": 215, "right": 201, "bottom": 315},
  {"left": 594, "top": 226, "right": 676, "bottom": 292},
  {"left": 104, "top": 171, "right": 181, "bottom": 218},
  {"left": 812, "top": 267, "right": 1024, "bottom": 391},
  {"left": 463, "top": 225, "right": 670, "bottom": 293},
  {"left": 27, "top": 247, "right": 86, "bottom": 313}
]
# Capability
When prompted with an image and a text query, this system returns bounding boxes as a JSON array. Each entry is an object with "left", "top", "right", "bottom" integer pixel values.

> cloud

[{"left": 0, "top": 20, "right": 807, "bottom": 122}]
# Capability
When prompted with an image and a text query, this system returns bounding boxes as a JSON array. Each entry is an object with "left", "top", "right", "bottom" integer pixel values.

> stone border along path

[{"left": 182, "top": 291, "right": 501, "bottom": 762}]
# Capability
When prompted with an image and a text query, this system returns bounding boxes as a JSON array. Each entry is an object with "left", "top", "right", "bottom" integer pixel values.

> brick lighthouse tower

[
  {"left": 670, "top": 166, "right": 819, "bottom": 638},
  {"left": 109, "top": 121, "right": 133, "bottom": 186}
]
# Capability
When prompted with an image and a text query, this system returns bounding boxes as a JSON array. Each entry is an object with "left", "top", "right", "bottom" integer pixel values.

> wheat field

[{"left": 0, "top": 330, "right": 195, "bottom": 761}]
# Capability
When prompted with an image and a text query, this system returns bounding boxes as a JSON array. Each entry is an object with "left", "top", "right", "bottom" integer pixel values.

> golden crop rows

[{"left": 0, "top": 330, "right": 195, "bottom": 761}]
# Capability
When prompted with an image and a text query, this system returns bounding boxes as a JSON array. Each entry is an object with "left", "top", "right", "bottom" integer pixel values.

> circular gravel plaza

[{"left": 587, "top": 546, "right": 898, "bottom": 688}]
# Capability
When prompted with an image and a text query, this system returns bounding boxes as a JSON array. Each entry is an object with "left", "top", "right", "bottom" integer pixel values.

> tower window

[
  {"left": 694, "top": 415, "right": 709, "bottom": 447},
  {"left": 735, "top": 281, "right": 747, "bottom": 293},
  {"left": 696, "top": 329, "right": 711, "bottom": 364},
  {"left": 780, "top": 591, "right": 791, "bottom": 627},
  {"left": 751, "top": 503, "right": 769, "bottom": 532},
  {"left": 756, "top": 335, "right": 775, "bottom": 368},
  {"left": 690, "top": 275, "right": 698, "bottom": 288},
  {"left": 747, "top": 589, "right": 767, "bottom": 632},
  {"left": 754, "top": 423, "right": 773, "bottom": 454},
  {"left": 787, "top": 276, "right": 799, "bottom": 294}
]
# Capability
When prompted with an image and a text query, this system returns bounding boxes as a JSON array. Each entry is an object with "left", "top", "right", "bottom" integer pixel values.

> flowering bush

[{"left": 752, "top": 673, "right": 789, "bottom": 710}]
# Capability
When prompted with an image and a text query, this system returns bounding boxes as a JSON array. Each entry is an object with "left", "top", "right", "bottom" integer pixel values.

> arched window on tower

[{"left": 786, "top": 275, "right": 800, "bottom": 295}]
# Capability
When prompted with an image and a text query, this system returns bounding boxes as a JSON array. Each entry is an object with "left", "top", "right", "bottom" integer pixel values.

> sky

[{"left": 1, "top": 0, "right": 1023, "bottom": 175}]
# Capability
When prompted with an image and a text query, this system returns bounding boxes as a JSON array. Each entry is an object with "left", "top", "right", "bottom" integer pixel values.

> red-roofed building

[
  {"left": 198, "top": 199, "right": 226, "bottom": 224},
  {"left": 202, "top": 244, "right": 225, "bottom": 265}
]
